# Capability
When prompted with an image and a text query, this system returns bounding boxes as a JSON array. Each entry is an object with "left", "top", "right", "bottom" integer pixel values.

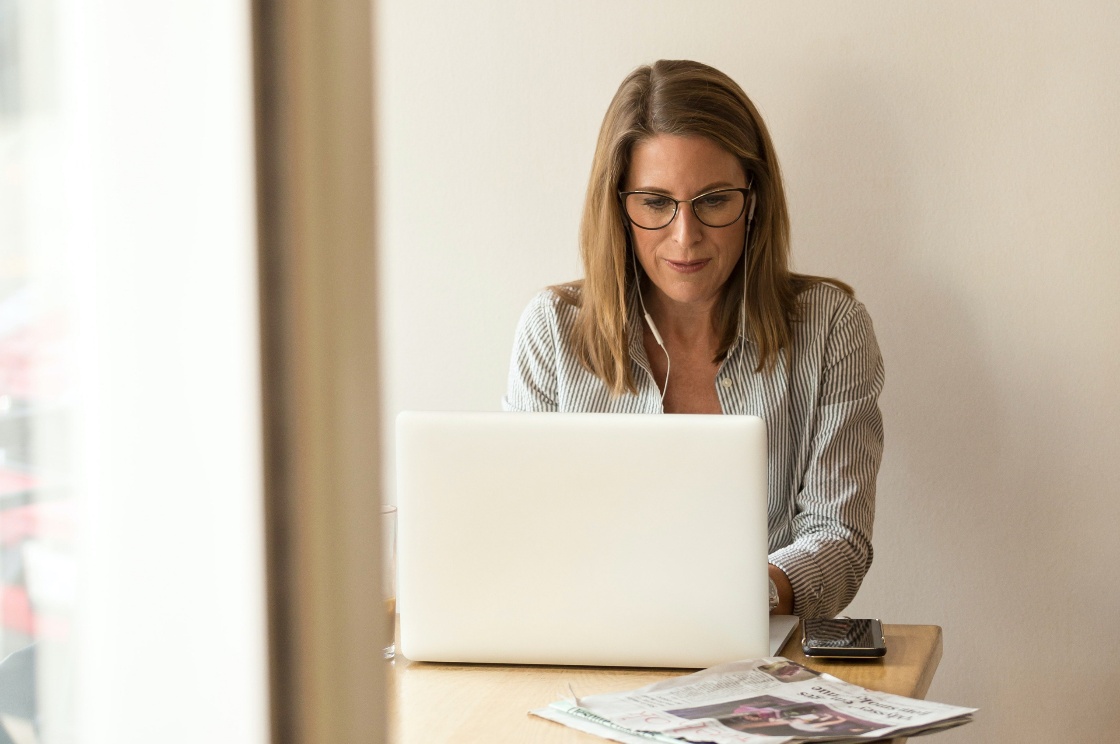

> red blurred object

[
  {"left": 1, "top": 584, "right": 33, "bottom": 635},
  {"left": 0, "top": 469, "right": 35, "bottom": 499}
]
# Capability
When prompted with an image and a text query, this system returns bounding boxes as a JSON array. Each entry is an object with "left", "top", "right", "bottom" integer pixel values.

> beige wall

[{"left": 376, "top": 2, "right": 1120, "bottom": 740}]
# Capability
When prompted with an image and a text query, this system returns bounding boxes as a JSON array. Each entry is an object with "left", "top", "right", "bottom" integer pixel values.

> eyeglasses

[{"left": 618, "top": 186, "right": 751, "bottom": 230}]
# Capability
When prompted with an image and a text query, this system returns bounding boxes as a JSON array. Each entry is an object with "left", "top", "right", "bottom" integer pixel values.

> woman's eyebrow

[
  {"left": 694, "top": 181, "right": 740, "bottom": 193},
  {"left": 628, "top": 181, "right": 741, "bottom": 195}
]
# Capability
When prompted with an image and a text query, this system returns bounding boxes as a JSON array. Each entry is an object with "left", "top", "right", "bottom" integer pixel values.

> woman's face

[{"left": 624, "top": 134, "right": 749, "bottom": 314}]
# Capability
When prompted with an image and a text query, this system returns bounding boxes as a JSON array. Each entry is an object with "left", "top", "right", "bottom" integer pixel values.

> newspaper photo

[{"left": 532, "top": 657, "right": 975, "bottom": 743}]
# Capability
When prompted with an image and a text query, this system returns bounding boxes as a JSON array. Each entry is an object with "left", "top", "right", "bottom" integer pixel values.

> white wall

[{"left": 376, "top": 2, "right": 1120, "bottom": 740}]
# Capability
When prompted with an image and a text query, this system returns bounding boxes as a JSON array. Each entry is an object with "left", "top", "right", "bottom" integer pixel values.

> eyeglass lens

[{"left": 624, "top": 189, "right": 746, "bottom": 230}]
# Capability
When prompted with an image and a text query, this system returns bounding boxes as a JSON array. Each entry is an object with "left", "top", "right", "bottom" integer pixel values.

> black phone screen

[{"left": 802, "top": 618, "right": 886, "bottom": 657}]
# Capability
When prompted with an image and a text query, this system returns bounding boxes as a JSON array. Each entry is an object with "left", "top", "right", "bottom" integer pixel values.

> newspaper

[{"left": 531, "top": 657, "right": 975, "bottom": 743}]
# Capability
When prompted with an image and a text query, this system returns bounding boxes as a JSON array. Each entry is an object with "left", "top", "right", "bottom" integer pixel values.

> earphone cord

[
  {"left": 631, "top": 246, "right": 671, "bottom": 405},
  {"left": 739, "top": 210, "right": 754, "bottom": 337}
]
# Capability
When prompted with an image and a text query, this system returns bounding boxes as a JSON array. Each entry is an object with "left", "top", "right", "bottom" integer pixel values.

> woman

[{"left": 502, "top": 60, "right": 884, "bottom": 619}]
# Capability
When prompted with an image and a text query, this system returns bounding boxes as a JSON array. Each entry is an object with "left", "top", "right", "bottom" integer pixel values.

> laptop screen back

[{"left": 396, "top": 411, "right": 770, "bottom": 668}]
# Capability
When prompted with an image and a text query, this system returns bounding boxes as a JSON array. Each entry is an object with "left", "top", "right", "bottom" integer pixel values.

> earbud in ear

[{"left": 748, "top": 193, "right": 756, "bottom": 222}]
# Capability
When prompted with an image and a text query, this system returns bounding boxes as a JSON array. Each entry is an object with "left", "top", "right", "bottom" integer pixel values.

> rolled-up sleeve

[
  {"left": 502, "top": 292, "right": 561, "bottom": 412},
  {"left": 769, "top": 301, "right": 884, "bottom": 618}
]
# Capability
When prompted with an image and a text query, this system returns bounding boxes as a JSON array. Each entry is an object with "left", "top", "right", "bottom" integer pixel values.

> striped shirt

[{"left": 502, "top": 283, "right": 885, "bottom": 619}]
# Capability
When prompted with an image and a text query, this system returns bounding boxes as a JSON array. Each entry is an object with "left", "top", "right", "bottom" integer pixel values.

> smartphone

[{"left": 801, "top": 618, "right": 886, "bottom": 659}]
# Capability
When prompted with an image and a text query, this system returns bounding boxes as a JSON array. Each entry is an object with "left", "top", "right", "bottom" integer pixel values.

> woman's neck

[{"left": 643, "top": 290, "right": 720, "bottom": 352}]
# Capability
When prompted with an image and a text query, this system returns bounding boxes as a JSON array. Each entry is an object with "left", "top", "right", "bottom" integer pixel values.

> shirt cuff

[{"left": 768, "top": 543, "right": 827, "bottom": 619}]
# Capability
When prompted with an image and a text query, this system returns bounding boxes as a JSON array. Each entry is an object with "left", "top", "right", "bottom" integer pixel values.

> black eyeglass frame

[{"left": 617, "top": 185, "right": 753, "bottom": 230}]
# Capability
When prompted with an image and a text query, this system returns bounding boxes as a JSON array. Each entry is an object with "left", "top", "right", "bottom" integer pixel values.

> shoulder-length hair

[{"left": 555, "top": 59, "right": 851, "bottom": 396}]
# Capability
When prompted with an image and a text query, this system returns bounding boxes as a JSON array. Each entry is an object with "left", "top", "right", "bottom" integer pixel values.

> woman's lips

[{"left": 665, "top": 259, "right": 710, "bottom": 274}]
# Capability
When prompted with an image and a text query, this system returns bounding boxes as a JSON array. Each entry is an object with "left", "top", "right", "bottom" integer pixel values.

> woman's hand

[{"left": 768, "top": 564, "right": 794, "bottom": 615}]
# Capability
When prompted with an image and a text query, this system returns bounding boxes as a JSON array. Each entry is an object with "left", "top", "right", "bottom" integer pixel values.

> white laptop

[{"left": 396, "top": 411, "right": 796, "bottom": 668}]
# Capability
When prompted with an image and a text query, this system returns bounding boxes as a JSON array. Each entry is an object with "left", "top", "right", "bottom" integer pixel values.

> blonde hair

[{"left": 554, "top": 59, "right": 851, "bottom": 396}]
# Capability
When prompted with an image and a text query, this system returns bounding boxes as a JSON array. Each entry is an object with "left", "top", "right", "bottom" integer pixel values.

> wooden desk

[{"left": 388, "top": 624, "right": 943, "bottom": 743}]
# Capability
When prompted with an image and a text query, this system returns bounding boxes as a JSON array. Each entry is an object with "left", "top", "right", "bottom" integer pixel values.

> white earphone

[
  {"left": 644, "top": 311, "right": 666, "bottom": 348},
  {"left": 630, "top": 246, "right": 670, "bottom": 404}
]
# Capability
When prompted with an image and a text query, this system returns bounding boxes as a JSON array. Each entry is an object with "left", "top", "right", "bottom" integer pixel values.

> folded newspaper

[{"left": 531, "top": 657, "right": 975, "bottom": 743}]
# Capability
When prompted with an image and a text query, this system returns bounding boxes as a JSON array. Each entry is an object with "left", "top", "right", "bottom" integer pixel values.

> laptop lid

[{"left": 396, "top": 411, "right": 771, "bottom": 668}]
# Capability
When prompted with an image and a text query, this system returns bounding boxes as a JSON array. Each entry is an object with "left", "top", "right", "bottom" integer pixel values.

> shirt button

[{"left": 720, "top": 378, "right": 733, "bottom": 389}]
